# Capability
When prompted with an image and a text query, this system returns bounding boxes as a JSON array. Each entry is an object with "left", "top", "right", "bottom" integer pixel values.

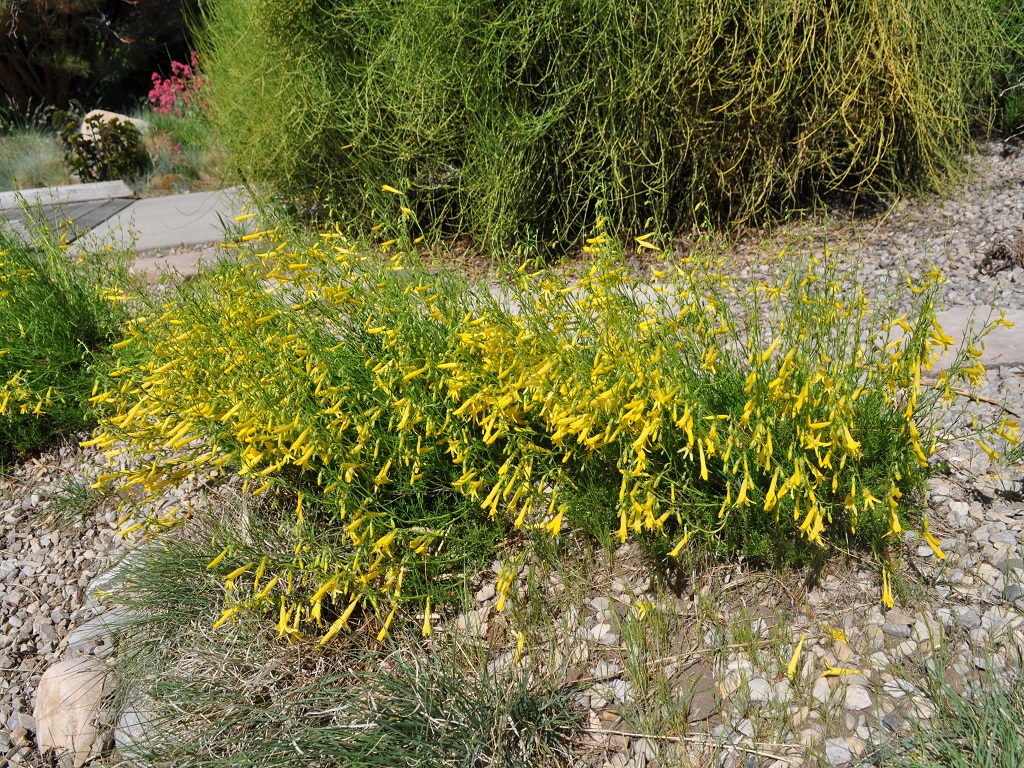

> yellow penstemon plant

[{"left": 82, "top": 220, "right": 1011, "bottom": 642}]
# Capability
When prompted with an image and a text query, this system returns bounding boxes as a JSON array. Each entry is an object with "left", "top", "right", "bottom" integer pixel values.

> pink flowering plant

[{"left": 148, "top": 52, "right": 208, "bottom": 118}]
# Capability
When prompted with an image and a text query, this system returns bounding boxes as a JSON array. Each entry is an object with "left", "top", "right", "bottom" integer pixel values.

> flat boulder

[
  {"left": 79, "top": 109, "right": 149, "bottom": 142},
  {"left": 34, "top": 656, "right": 109, "bottom": 767}
]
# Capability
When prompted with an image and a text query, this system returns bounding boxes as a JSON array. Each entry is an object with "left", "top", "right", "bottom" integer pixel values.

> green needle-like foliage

[{"left": 200, "top": 0, "right": 1023, "bottom": 246}]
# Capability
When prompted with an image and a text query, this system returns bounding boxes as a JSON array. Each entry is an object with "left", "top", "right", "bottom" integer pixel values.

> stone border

[{"left": 0, "top": 182, "right": 135, "bottom": 212}]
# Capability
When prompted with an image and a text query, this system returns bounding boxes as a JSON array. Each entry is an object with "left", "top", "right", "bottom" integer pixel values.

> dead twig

[
  {"left": 922, "top": 380, "right": 1019, "bottom": 418},
  {"left": 580, "top": 727, "right": 798, "bottom": 764}
]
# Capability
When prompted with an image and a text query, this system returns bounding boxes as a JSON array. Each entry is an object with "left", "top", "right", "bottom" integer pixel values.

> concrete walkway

[
  {"left": 72, "top": 187, "right": 251, "bottom": 253},
  {"left": 1, "top": 181, "right": 253, "bottom": 280}
]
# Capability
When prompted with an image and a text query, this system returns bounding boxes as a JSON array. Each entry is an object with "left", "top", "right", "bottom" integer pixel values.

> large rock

[
  {"left": 674, "top": 663, "right": 720, "bottom": 722},
  {"left": 34, "top": 657, "right": 109, "bottom": 767},
  {"left": 844, "top": 683, "right": 873, "bottom": 711},
  {"left": 825, "top": 737, "right": 853, "bottom": 766},
  {"left": 79, "top": 110, "right": 149, "bottom": 142}
]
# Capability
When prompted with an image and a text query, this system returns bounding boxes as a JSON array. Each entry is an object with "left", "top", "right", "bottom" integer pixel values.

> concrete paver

[
  {"left": 0, "top": 180, "right": 133, "bottom": 210},
  {"left": 2, "top": 180, "right": 136, "bottom": 242},
  {"left": 3, "top": 198, "right": 135, "bottom": 239},
  {"left": 934, "top": 306, "right": 1024, "bottom": 369},
  {"left": 132, "top": 245, "right": 222, "bottom": 283},
  {"left": 72, "top": 187, "right": 251, "bottom": 253}
]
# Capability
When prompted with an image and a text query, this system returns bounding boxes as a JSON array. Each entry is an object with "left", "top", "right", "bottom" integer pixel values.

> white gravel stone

[
  {"left": 748, "top": 677, "right": 772, "bottom": 703},
  {"left": 474, "top": 583, "right": 495, "bottom": 602},
  {"left": 844, "top": 684, "right": 873, "bottom": 711},
  {"left": 812, "top": 677, "right": 831, "bottom": 704},
  {"left": 825, "top": 737, "right": 853, "bottom": 766}
]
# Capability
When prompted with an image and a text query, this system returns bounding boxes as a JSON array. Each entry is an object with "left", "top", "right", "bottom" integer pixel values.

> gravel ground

[
  {"left": 1, "top": 444, "right": 126, "bottom": 763},
  {"left": 2, "top": 140, "right": 1024, "bottom": 767},
  {"left": 727, "top": 140, "right": 1024, "bottom": 311},
  {"left": 0, "top": 445, "right": 227, "bottom": 766}
]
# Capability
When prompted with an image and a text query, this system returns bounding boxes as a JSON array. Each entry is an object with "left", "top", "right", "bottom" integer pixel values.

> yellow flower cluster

[
  {"left": 86, "top": 227, "right": 1002, "bottom": 641},
  {"left": 0, "top": 253, "right": 40, "bottom": 417}
]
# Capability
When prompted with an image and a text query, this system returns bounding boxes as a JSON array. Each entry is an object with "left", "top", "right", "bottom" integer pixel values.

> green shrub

[
  {"left": 137, "top": 108, "right": 230, "bottom": 192},
  {"left": 1000, "top": 2, "right": 1024, "bottom": 134},
  {"left": 143, "top": 110, "right": 211, "bottom": 167},
  {"left": 99, "top": 497, "right": 579, "bottom": 768},
  {"left": 55, "top": 112, "right": 151, "bottom": 183},
  {"left": 0, "top": 224, "right": 125, "bottom": 462},
  {"left": 200, "top": 0, "right": 1023, "bottom": 245}
]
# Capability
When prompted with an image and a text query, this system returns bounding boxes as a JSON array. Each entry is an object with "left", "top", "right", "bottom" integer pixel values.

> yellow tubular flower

[
  {"left": 921, "top": 517, "right": 946, "bottom": 560},
  {"left": 513, "top": 630, "right": 526, "bottom": 663},
  {"left": 212, "top": 605, "right": 242, "bottom": 630},
  {"left": 373, "top": 459, "right": 393, "bottom": 486},
  {"left": 276, "top": 598, "right": 293, "bottom": 636},
  {"left": 668, "top": 529, "right": 691, "bottom": 559},
  {"left": 823, "top": 625, "right": 848, "bottom": 643},
  {"left": 887, "top": 487, "right": 903, "bottom": 538},
  {"left": 546, "top": 505, "right": 565, "bottom": 537},
  {"left": 821, "top": 659, "right": 861, "bottom": 677},
  {"left": 764, "top": 468, "right": 780, "bottom": 511},
  {"left": 422, "top": 598, "right": 432, "bottom": 637},
  {"left": 253, "top": 575, "right": 280, "bottom": 601},
  {"left": 881, "top": 568, "right": 895, "bottom": 609},
  {"left": 224, "top": 563, "right": 254, "bottom": 590},
  {"left": 735, "top": 472, "right": 751, "bottom": 507},
  {"left": 787, "top": 635, "right": 805, "bottom": 681},
  {"left": 376, "top": 604, "right": 398, "bottom": 642},
  {"left": 206, "top": 547, "right": 229, "bottom": 569}
]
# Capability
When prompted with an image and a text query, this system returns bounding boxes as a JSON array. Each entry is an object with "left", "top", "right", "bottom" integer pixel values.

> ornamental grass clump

[
  {"left": 886, "top": 647, "right": 1024, "bottom": 768},
  {"left": 88, "top": 225, "right": 1014, "bottom": 641}
]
